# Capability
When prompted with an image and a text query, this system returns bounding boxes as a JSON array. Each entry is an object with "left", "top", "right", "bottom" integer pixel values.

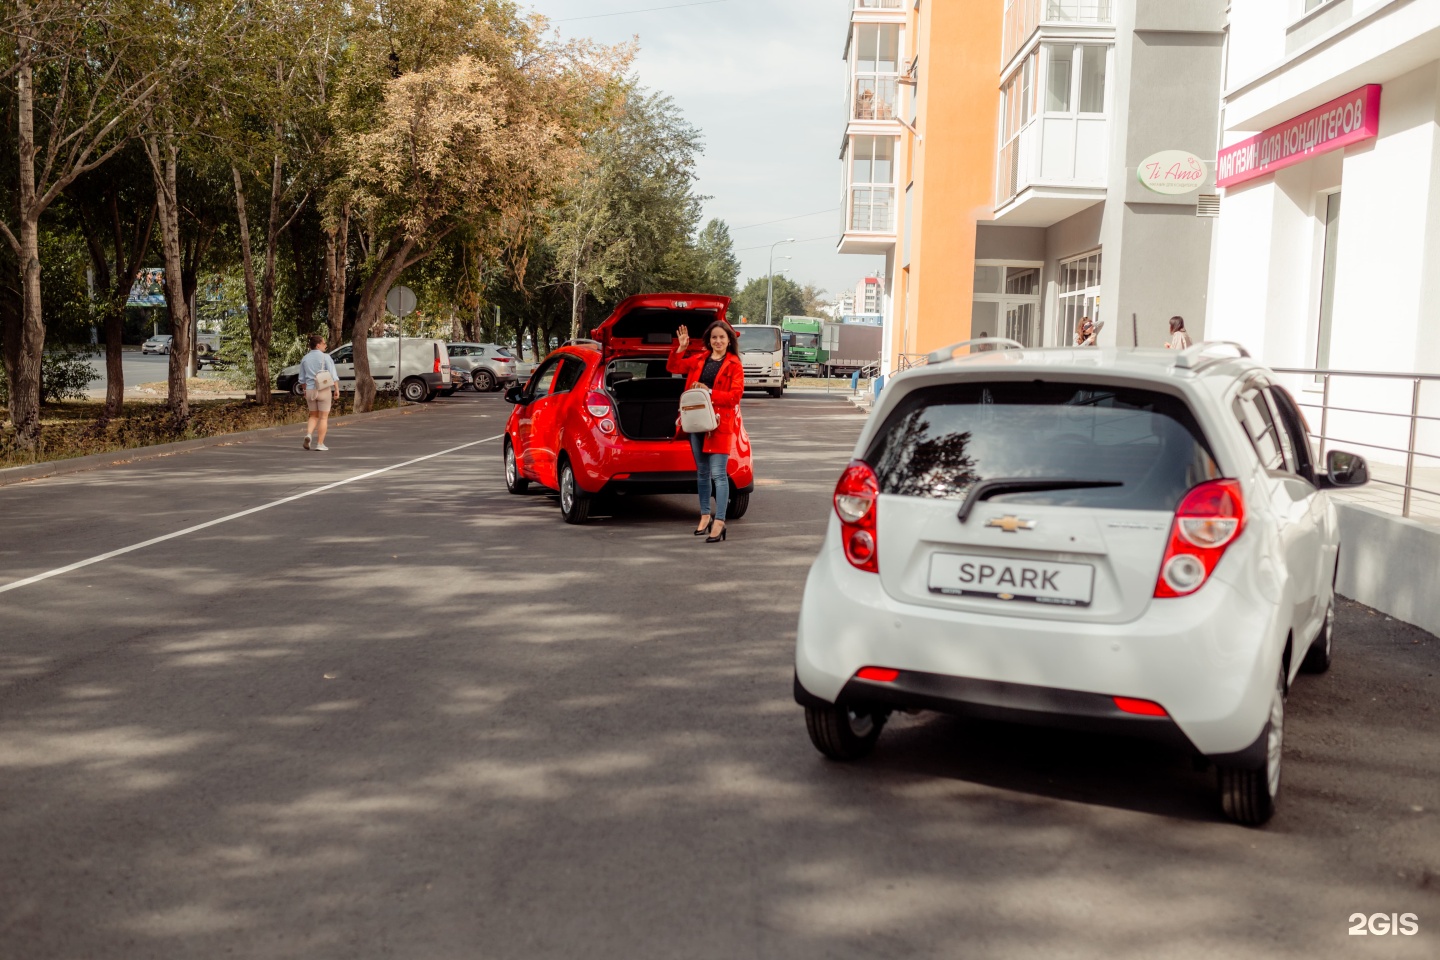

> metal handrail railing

[{"left": 1272, "top": 366, "right": 1440, "bottom": 518}]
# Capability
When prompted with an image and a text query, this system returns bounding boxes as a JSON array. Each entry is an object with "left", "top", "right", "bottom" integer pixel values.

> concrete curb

[
  {"left": 1335, "top": 501, "right": 1440, "bottom": 638},
  {"left": 0, "top": 402, "right": 430, "bottom": 488}
]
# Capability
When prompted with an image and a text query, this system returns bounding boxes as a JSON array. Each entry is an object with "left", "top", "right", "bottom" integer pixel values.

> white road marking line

[{"left": 0, "top": 434, "right": 504, "bottom": 596}]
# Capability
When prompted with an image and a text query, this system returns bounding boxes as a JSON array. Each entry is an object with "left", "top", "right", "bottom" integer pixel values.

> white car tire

[
  {"left": 804, "top": 702, "right": 886, "bottom": 761},
  {"left": 1217, "top": 669, "right": 1284, "bottom": 827}
]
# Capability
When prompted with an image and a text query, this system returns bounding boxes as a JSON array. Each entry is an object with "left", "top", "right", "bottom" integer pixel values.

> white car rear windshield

[{"left": 865, "top": 381, "right": 1220, "bottom": 511}]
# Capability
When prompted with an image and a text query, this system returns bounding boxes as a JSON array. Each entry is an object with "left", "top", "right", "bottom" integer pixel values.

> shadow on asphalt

[{"left": 1, "top": 392, "right": 1438, "bottom": 959}]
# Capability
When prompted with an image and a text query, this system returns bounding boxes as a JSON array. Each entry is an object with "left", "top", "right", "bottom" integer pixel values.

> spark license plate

[{"left": 927, "top": 553, "right": 1095, "bottom": 607}]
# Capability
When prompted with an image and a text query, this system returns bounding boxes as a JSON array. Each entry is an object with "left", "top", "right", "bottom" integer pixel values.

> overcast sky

[{"left": 529, "top": 0, "right": 885, "bottom": 304}]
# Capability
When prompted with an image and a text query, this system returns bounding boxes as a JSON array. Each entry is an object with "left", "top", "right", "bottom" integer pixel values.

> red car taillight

[
  {"left": 584, "top": 391, "right": 617, "bottom": 434},
  {"left": 1154, "top": 479, "right": 1246, "bottom": 598},
  {"left": 585, "top": 391, "right": 612, "bottom": 417},
  {"left": 834, "top": 459, "right": 879, "bottom": 573}
]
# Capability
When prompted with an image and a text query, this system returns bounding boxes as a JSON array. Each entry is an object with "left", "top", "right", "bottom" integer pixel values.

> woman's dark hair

[
  {"left": 308, "top": 333, "right": 326, "bottom": 348},
  {"left": 1169, "top": 315, "right": 1186, "bottom": 333},
  {"left": 700, "top": 319, "right": 740, "bottom": 357}
]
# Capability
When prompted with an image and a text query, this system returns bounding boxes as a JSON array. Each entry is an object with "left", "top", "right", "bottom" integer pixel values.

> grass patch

[{"left": 0, "top": 393, "right": 398, "bottom": 469}]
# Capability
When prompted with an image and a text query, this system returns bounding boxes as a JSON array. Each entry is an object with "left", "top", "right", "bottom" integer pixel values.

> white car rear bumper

[{"left": 795, "top": 532, "right": 1288, "bottom": 757}]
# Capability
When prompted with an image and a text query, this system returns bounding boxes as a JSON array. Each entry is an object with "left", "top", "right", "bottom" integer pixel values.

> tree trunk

[
  {"left": 256, "top": 150, "right": 284, "bottom": 403},
  {"left": 102, "top": 303, "right": 125, "bottom": 416},
  {"left": 568, "top": 263, "right": 581, "bottom": 341},
  {"left": 146, "top": 125, "right": 190, "bottom": 423},
  {"left": 231, "top": 165, "right": 264, "bottom": 403},
  {"left": 350, "top": 242, "right": 412, "bottom": 412},
  {"left": 77, "top": 189, "right": 156, "bottom": 419},
  {"left": 8, "top": 49, "right": 45, "bottom": 449},
  {"left": 324, "top": 202, "right": 349, "bottom": 349}
]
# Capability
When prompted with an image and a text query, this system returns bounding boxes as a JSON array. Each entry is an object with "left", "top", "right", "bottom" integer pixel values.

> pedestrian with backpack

[
  {"left": 299, "top": 333, "right": 340, "bottom": 451},
  {"left": 669, "top": 320, "right": 746, "bottom": 542}
]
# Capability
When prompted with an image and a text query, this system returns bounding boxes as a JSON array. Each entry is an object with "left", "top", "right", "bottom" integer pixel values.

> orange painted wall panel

[{"left": 894, "top": 0, "right": 1002, "bottom": 362}]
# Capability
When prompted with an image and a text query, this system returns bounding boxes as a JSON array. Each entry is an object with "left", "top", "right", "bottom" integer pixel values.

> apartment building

[
  {"left": 855, "top": 276, "right": 884, "bottom": 314},
  {"left": 978, "top": 0, "right": 1226, "bottom": 350},
  {"left": 1206, "top": 0, "right": 1440, "bottom": 459},
  {"left": 838, "top": 1, "right": 1228, "bottom": 369},
  {"left": 837, "top": 0, "right": 1002, "bottom": 371}
]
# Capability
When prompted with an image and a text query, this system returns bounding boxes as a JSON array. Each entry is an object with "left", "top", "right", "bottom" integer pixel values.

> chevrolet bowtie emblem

[{"left": 986, "top": 515, "right": 1036, "bottom": 533}]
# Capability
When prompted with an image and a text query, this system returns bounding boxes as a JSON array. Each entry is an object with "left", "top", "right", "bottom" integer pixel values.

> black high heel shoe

[
  {"left": 705, "top": 524, "right": 727, "bottom": 543},
  {"left": 693, "top": 518, "right": 713, "bottom": 536}
]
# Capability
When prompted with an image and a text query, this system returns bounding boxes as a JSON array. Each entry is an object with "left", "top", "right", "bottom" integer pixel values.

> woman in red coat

[{"left": 668, "top": 319, "right": 745, "bottom": 542}]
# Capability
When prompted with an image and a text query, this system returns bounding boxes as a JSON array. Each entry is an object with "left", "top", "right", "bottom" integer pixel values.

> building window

[
  {"left": 997, "top": 49, "right": 1039, "bottom": 205},
  {"left": 852, "top": 23, "right": 900, "bottom": 120},
  {"left": 974, "top": 262, "right": 1043, "bottom": 347},
  {"left": 1079, "top": 44, "right": 1106, "bottom": 113},
  {"left": 1045, "top": 43, "right": 1108, "bottom": 116},
  {"left": 1047, "top": 44, "right": 1073, "bottom": 112},
  {"left": 1057, "top": 250, "right": 1101, "bottom": 346},
  {"left": 849, "top": 135, "right": 896, "bottom": 232}
]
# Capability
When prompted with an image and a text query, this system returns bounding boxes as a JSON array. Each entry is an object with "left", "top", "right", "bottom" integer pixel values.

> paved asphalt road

[
  {"left": 82, "top": 351, "right": 229, "bottom": 394},
  {"left": 1, "top": 391, "right": 1437, "bottom": 959}
]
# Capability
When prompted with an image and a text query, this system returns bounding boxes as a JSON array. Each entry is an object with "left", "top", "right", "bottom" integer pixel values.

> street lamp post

[{"left": 765, "top": 238, "right": 797, "bottom": 324}]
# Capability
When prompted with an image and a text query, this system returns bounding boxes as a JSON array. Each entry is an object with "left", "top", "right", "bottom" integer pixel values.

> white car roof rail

[
  {"left": 1173, "top": 340, "right": 1252, "bottom": 371},
  {"left": 925, "top": 337, "right": 1025, "bottom": 365}
]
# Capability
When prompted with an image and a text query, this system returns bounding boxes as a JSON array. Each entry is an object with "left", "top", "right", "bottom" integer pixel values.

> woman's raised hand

[{"left": 675, "top": 325, "right": 690, "bottom": 352}]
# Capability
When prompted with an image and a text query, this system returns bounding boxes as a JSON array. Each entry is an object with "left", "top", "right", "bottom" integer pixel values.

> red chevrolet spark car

[{"left": 502, "top": 293, "right": 756, "bottom": 524}]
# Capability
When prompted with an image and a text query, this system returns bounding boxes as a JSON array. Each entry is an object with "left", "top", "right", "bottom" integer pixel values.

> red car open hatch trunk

[{"left": 592, "top": 293, "right": 731, "bottom": 359}]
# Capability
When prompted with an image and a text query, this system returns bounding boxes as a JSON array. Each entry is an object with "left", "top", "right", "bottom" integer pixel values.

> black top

[{"left": 699, "top": 356, "right": 724, "bottom": 389}]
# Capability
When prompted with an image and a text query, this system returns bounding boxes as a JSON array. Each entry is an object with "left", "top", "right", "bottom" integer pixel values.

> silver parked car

[
  {"left": 141, "top": 334, "right": 173, "bottom": 355},
  {"left": 446, "top": 342, "right": 520, "bottom": 392}
]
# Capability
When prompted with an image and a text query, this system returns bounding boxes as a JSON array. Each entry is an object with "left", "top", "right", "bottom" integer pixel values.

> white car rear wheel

[
  {"left": 804, "top": 702, "right": 886, "bottom": 761},
  {"left": 1217, "top": 669, "right": 1284, "bottom": 826}
]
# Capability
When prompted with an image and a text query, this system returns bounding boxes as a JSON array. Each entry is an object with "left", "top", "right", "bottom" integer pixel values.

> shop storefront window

[{"left": 1057, "top": 251, "right": 1101, "bottom": 346}]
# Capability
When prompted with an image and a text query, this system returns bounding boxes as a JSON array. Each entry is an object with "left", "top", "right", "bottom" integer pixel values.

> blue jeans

[{"left": 689, "top": 432, "right": 729, "bottom": 521}]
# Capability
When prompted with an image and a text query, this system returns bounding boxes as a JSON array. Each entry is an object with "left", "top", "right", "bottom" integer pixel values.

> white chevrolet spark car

[{"left": 794, "top": 340, "right": 1370, "bottom": 826}]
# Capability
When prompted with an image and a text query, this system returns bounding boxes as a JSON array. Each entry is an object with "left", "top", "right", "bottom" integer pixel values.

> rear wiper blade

[{"left": 957, "top": 477, "right": 1124, "bottom": 522}]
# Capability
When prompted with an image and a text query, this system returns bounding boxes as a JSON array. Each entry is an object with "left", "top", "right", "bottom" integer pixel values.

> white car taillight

[
  {"left": 833, "top": 460, "right": 879, "bottom": 573},
  {"left": 1154, "top": 479, "right": 1246, "bottom": 598}
]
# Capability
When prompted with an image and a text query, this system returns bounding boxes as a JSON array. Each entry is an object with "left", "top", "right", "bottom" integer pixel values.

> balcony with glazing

[
  {"left": 839, "top": 133, "right": 898, "bottom": 255},
  {"left": 846, "top": 18, "right": 903, "bottom": 125},
  {"left": 1003, "top": 0, "right": 1113, "bottom": 68},
  {"left": 992, "top": 39, "right": 1110, "bottom": 227}
]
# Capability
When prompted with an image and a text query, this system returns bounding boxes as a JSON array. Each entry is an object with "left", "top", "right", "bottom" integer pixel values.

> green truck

[{"left": 781, "top": 316, "right": 825, "bottom": 377}]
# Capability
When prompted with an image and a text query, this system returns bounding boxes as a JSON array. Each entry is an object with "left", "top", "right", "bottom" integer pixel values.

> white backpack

[{"left": 679, "top": 385, "right": 719, "bottom": 433}]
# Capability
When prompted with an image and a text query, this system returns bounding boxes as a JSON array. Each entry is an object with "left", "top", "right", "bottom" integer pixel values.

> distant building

[{"left": 855, "top": 276, "right": 884, "bottom": 315}]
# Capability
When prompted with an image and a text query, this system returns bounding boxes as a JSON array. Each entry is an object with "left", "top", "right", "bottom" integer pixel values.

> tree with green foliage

[
  {"left": 64, "top": 145, "right": 156, "bottom": 418},
  {"left": 547, "top": 81, "right": 703, "bottom": 339},
  {"left": 691, "top": 219, "right": 740, "bottom": 299},
  {"left": 732, "top": 273, "right": 803, "bottom": 326},
  {"left": 1, "top": 0, "right": 160, "bottom": 446},
  {"left": 332, "top": 0, "right": 619, "bottom": 410}
]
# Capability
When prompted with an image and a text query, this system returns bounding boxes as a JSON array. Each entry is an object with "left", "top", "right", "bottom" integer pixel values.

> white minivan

[{"left": 277, "top": 338, "right": 451, "bottom": 403}]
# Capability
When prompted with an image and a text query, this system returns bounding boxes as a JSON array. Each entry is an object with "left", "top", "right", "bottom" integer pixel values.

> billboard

[{"left": 127, "top": 267, "right": 167, "bottom": 308}]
